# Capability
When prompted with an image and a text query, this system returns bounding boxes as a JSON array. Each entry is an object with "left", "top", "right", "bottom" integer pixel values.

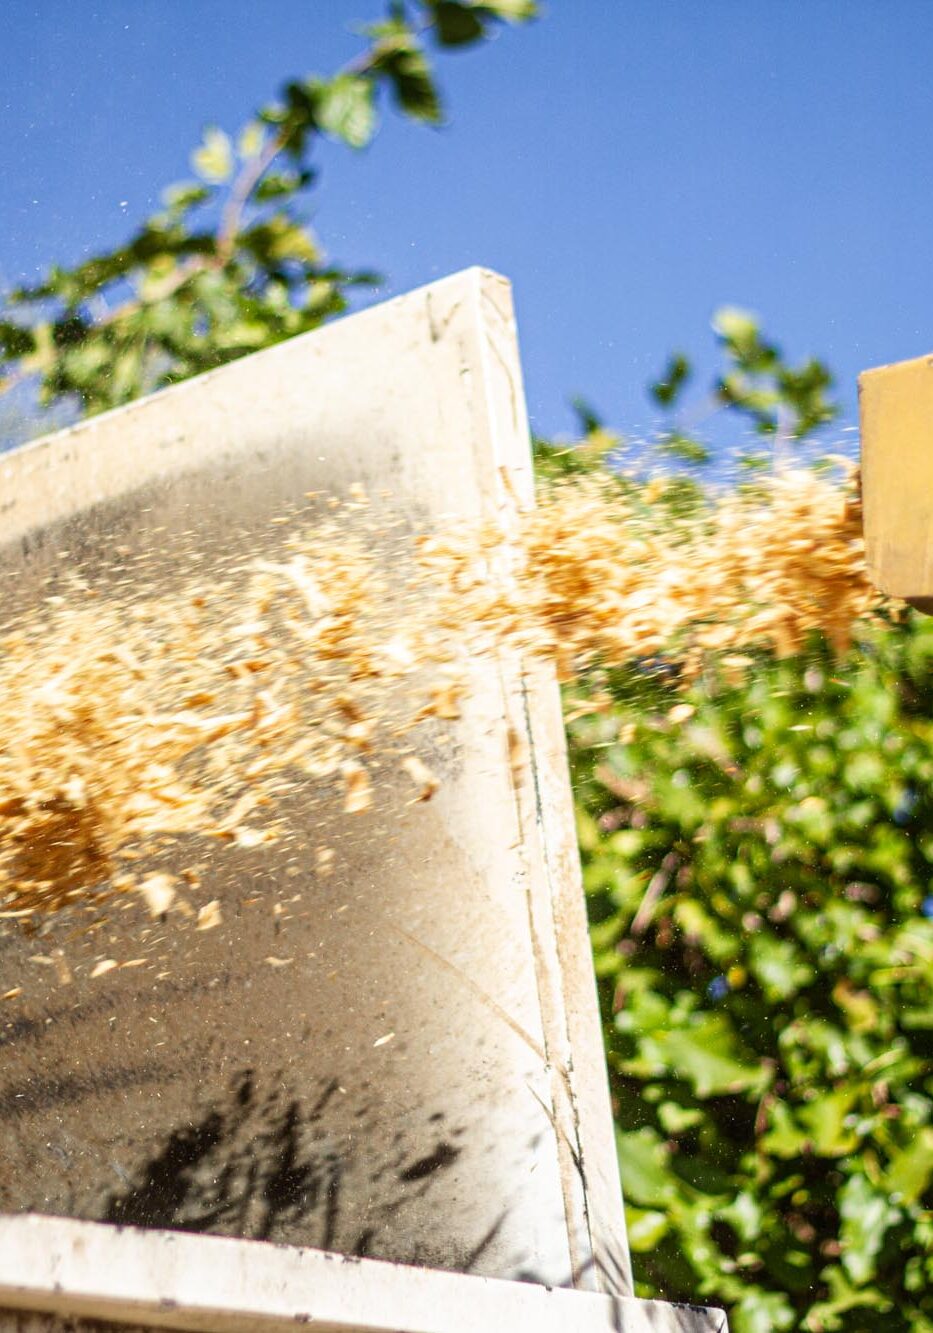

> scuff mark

[
  {"left": 425, "top": 291, "right": 464, "bottom": 345},
  {"left": 384, "top": 919, "right": 548, "bottom": 1067}
]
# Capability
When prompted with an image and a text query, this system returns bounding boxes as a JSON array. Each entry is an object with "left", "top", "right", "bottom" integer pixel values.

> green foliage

[
  {"left": 0, "top": 1, "right": 536, "bottom": 422},
  {"left": 568, "top": 615, "right": 933, "bottom": 1330},
  {"left": 642, "top": 308, "right": 838, "bottom": 471},
  {"left": 649, "top": 352, "right": 692, "bottom": 408},
  {"left": 425, "top": 0, "right": 538, "bottom": 46},
  {"left": 5, "top": 9, "right": 927, "bottom": 1324},
  {"left": 712, "top": 307, "right": 837, "bottom": 442},
  {"left": 533, "top": 398, "right": 631, "bottom": 484},
  {"left": 539, "top": 311, "right": 840, "bottom": 484}
]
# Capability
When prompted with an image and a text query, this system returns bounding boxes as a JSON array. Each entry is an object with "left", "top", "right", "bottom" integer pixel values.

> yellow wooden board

[{"left": 860, "top": 352, "right": 933, "bottom": 605}]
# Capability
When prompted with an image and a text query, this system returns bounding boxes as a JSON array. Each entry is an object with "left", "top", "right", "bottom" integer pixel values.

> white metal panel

[
  {"left": 0, "top": 271, "right": 726, "bottom": 1329},
  {"left": 0, "top": 271, "right": 622, "bottom": 1290},
  {"left": 0, "top": 1216, "right": 727, "bottom": 1333}
]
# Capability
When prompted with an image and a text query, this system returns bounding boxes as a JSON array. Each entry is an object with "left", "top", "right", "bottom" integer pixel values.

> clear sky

[{"left": 3, "top": 1, "right": 932, "bottom": 446}]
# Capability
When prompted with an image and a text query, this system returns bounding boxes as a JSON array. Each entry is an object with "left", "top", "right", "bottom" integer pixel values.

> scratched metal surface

[{"left": 0, "top": 270, "right": 630, "bottom": 1294}]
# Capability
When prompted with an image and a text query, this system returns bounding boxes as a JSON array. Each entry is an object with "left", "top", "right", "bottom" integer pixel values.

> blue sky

[{"left": 3, "top": 1, "right": 932, "bottom": 447}]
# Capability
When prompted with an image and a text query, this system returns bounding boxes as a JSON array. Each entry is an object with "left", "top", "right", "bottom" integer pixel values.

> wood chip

[
  {"left": 137, "top": 873, "right": 177, "bottom": 918},
  {"left": 315, "top": 846, "right": 335, "bottom": 877},
  {"left": 668, "top": 703, "right": 696, "bottom": 724},
  {"left": 401, "top": 755, "right": 439, "bottom": 802},
  {"left": 195, "top": 900, "right": 223, "bottom": 931},
  {"left": 0, "top": 465, "right": 877, "bottom": 962},
  {"left": 341, "top": 761, "right": 372, "bottom": 814}
]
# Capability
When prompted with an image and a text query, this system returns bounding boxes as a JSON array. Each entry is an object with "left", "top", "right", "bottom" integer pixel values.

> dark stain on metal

[
  {"left": 397, "top": 1142, "right": 460, "bottom": 1183},
  {"left": 0, "top": 1063, "right": 176, "bottom": 1123}
]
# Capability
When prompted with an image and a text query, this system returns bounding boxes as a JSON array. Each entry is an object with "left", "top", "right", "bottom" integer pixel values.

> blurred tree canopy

[
  {"left": 1, "top": 5, "right": 931, "bottom": 1331},
  {"left": 0, "top": 0, "right": 535, "bottom": 417}
]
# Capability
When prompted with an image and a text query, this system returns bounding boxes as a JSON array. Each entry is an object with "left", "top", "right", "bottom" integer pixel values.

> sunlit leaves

[
  {"left": 482, "top": 0, "right": 538, "bottom": 18},
  {"left": 312, "top": 75, "right": 377, "bottom": 148},
  {"left": 748, "top": 934, "right": 814, "bottom": 1002},
  {"left": 712, "top": 305, "right": 837, "bottom": 440},
  {"left": 386, "top": 49, "right": 442, "bottom": 121},
  {"left": 633, "top": 1013, "right": 771, "bottom": 1098},
  {"left": 566, "top": 569, "right": 933, "bottom": 1328},
  {"left": 242, "top": 215, "right": 320, "bottom": 265},
  {"left": 191, "top": 126, "right": 234, "bottom": 183},
  {"left": 253, "top": 169, "right": 315, "bottom": 202},
  {"left": 160, "top": 181, "right": 212, "bottom": 214},
  {"left": 237, "top": 120, "right": 266, "bottom": 161},
  {"left": 0, "top": 1, "right": 536, "bottom": 430},
  {"left": 367, "top": 19, "right": 443, "bottom": 123},
  {"left": 731, "top": 1290, "right": 795, "bottom": 1333},
  {"left": 626, "top": 1205, "right": 670, "bottom": 1251},
  {"left": 713, "top": 306, "right": 771, "bottom": 365},
  {"left": 839, "top": 1175, "right": 900, "bottom": 1285},
  {"left": 616, "top": 1127, "right": 679, "bottom": 1208},
  {"left": 646, "top": 312, "right": 839, "bottom": 461},
  {"left": 885, "top": 1127, "right": 933, "bottom": 1207}
]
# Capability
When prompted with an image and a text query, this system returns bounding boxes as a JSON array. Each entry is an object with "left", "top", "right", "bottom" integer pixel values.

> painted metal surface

[
  {"left": 0, "top": 270, "right": 726, "bottom": 1331},
  {"left": 0, "top": 271, "right": 621, "bottom": 1288},
  {"left": 0, "top": 1215, "right": 727, "bottom": 1333}
]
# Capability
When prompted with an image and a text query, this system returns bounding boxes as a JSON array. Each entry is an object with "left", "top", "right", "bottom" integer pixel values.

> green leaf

[
  {"left": 432, "top": 2, "right": 486, "bottom": 45},
  {"left": 657, "top": 1099, "right": 704, "bottom": 1135},
  {"left": 313, "top": 75, "right": 377, "bottom": 148},
  {"left": 483, "top": 0, "right": 538, "bottom": 17},
  {"left": 0, "top": 320, "right": 35, "bottom": 359},
  {"left": 427, "top": 0, "right": 537, "bottom": 40},
  {"left": 732, "top": 1289, "right": 795, "bottom": 1333},
  {"left": 886, "top": 1127, "right": 933, "bottom": 1206},
  {"left": 761, "top": 1100, "right": 809, "bottom": 1158},
  {"left": 807, "top": 1264, "right": 894, "bottom": 1328},
  {"left": 749, "top": 934, "right": 814, "bottom": 1001},
  {"left": 371, "top": 21, "right": 444, "bottom": 124},
  {"left": 237, "top": 121, "right": 266, "bottom": 160},
  {"left": 839, "top": 1173, "right": 900, "bottom": 1285},
  {"left": 674, "top": 900, "right": 736, "bottom": 963},
  {"left": 650, "top": 352, "right": 691, "bottom": 407},
  {"left": 798, "top": 1087, "right": 860, "bottom": 1157},
  {"left": 712, "top": 305, "right": 761, "bottom": 352},
  {"left": 570, "top": 395, "right": 604, "bottom": 436},
  {"left": 242, "top": 215, "right": 320, "bottom": 264},
  {"left": 253, "top": 170, "right": 313, "bottom": 202},
  {"left": 160, "top": 181, "right": 211, "bottom": 212},
  {"left": 191, "top": 126, "right": 234, "bottom": 183},
  {"left": 393, "top": 57, "right": 442, "bottom": 121},
  {"left": 719, "top": 1190, "right": 763, "bottom": 1243},
  {"left": 616, "top": 1126, "right": 676, "bottom": 1207},
  {"left": 625, "top": 1205, "right": 670, "bottom": 1251},
  {"left": 638, "top": 1014, "right": 770, "bottom": 1097}
]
